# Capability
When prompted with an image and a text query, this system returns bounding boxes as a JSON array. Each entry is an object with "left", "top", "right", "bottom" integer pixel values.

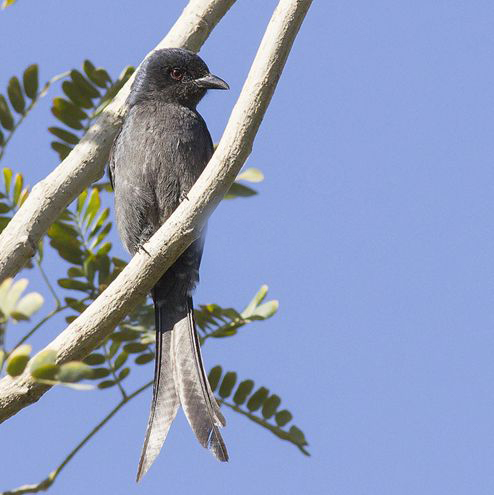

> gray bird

[{"left": 108, "top": 48, "right": 229, "bottom": 480}]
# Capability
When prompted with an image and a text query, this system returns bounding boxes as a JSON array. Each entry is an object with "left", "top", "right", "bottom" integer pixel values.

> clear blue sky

[{"left": 2, "top": 1, "right": 494, "bottom": 493}]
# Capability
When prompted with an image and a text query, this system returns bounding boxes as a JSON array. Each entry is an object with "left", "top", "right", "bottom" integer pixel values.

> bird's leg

[{"left": 180, "top": 190, "right": 190, "bottom": 202}]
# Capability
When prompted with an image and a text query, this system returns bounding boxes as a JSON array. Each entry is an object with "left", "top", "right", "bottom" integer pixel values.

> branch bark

[
  {"left": 0, "top": 0, "right": 312, "bottom": 422},
  {"left": 0, "top": 0, "right": 236, "bottom": 282}
]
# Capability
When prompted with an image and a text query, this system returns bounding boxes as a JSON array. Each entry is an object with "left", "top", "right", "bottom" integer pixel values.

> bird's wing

[{"left": 107, "top": 127, "right": 122, "bottom": 190}]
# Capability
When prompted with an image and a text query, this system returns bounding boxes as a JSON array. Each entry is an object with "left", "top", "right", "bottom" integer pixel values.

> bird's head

[{"left": 128, "top": 48, "right": 229, "bottom": 108}]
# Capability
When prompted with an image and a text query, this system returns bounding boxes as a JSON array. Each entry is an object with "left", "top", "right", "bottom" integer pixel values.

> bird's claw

[{"left": 138, "top": 244, "right": 151, "bottom": 257}]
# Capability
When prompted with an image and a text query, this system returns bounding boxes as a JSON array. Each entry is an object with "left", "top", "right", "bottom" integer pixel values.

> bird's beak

[{"left": 194, "top": 73, "right": 229, "bottom": 90}]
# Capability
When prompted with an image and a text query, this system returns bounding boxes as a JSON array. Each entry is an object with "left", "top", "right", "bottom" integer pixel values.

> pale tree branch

[
  {"left": 0, "top": 0, "right": 236, "bottom": 282},
  {"left": 0, "top": 0, "right": 312, "bottom": 423}
]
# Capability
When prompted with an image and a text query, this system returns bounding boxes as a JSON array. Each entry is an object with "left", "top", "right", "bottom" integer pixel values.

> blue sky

[{"left": 2, "top": 1, "right": 494, "bottom": 494}]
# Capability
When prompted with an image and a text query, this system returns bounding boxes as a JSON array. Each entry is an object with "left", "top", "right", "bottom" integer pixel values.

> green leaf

[
  {"left": 56, "top": 361, "right": 93, "bottom": 383},
  {"left": 219, "top": 371, "right": 237, "bottom": 398},
  {"left": 98, "top": 379, "right": 116, "bottom": 389},
  {"left": 88, "top": 208, "right": 110, "bottom": 239},
  {"left": 13, "top": 173, "right": 23, "bottom": 205},
  {"left": 50, "top": 239, "right": 84, "bottom": 264},
  {"left": 135, "top": 353, "right": 154, "bottom": 365},
  {"left": 123, "top": 342, "right": 148, "bottom": 354},
  {"left": 0, "top": 277, "right": 27, "bottom": 317},
  {"left": 61, "top": 80, "right": 93, "bottom": 109},
  {"left": 70, "top": 70, "right": 100, "bottom": 99},
  {"left": 89, "top": 367, "right": 111, "bottom": 379},
  {"left": 50, "top": 219, "right": 79, "bottom": 239},
  {"left": 67, "top": 267, "right": 84, "bottom": 277},
  {"left": 118, "top": 367, "right": 130, "bottom": 381},
  {"left": 51, "top": 141, "right": 72, "bottom": 160},
  {"left": 262, "top": 394, "right": 281, "bottom": 419},
  {"left": 29, "top": 348, "right": 59, "bottom": 379},
  {"left": 3, "top": 168, "right": 12, "bottom": 195},
  {"left": 77, "top": 190, "right": 88, "bottom": 214},
  {"left": 13, "top": 292, "right": 43, "bottom": 320},
  {"left": 113, "top": 351, "right": 128, "bottom": 370},
  {"left": 111, "top": 328, "right": 140, "bottom": 342},
  {"left": 224, "top": 182, "right": 258, "bottom": 200},
  {"left": 288, "top": 425, "right": 308, "bottom": 446},
  {"left": 108, "top": 340, "right": 120, "bottom": 358},
  {"left": 275, "top": 410, "right": 293, "bottom": 427},
  {"left": 208, "top": 365, "right": 222, "bottom": 391},
  {"left": 83, "top": 353, "right": 105, "bottom": 365},
  {"left": 83, "top": 60, "right": 112, "bottom": 88},
  {"left": 5, "top": 344, "right": 31, "bottom": 377},
  {"left": 48, "top": 127, "right": 80, "bottom": 145},
  {"left": 233, "top": 379, "right": 254, "bottom": 405},
  {"left": 52, "top": 97, "right": 88, "bottom": 121},
  {"left": 246, "top": 386, "right": 269, "bottom": 412},
  {"left": 242, "top": 285, "right": 268, "bottom": 318},
  {"left": 83, "top": 188, "right": 100, "bottom": 227},
  {"left": 0, "top": 95, "right": 14, "bottom": 131},
  {"left": 252, "top": 300, "right": 279, "bottom": 319},
  {"left": 0, "top": 203, "right": 10, "bottom": 213},
  {"left": 0, "top": 216, "right": 10, "bottom": 233},
  {"left": 51, "top": 103, "right": 83, "bottom": 130},
  {"left": 237, "top": 167, "right": 264, "bottom": 183},
  {"left": 7, "top": 77, "right": 25, "bottom": 114},
  {"left": 23, "top": 64, "right": 39, "bottom": 99},
  {"left": 64, "top": 297, "right": 88, "bottom": 313},
  {"left": 58, "top": 278, "right": 91, "bottom": 292}
]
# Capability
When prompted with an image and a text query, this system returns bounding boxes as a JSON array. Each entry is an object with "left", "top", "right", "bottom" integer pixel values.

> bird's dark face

[{"left": 128, "top": 48, "right": 229, "bottom": 108}]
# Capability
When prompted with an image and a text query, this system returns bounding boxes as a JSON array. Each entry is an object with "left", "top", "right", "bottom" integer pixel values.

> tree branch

[
  {"left": 0, "top": 0, "right": 312, "bottom": 423},
  {"left": 0, "top": 0, "right": 236, "bottom": 282}
]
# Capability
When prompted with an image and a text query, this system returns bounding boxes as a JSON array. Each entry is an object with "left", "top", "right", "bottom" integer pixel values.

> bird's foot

[
  {"left": 138, "top": 244, "right": 151, "bottom": 257},
  {"left": 180, "top": 191, "right": 190, "bottom": 202}
]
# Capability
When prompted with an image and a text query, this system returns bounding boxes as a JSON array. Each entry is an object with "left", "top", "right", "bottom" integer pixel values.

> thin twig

[
  {"left": 35, "top": 257, "right": 61, "bottom": 308},
  {"left": 219, "top": 399, "right": 310, "bottom": 456},
  {"left": 0, "top": 380, "right": 152, "bottom": 495},
  {"left": 11, "top": 305, "right": 68, "bottom": 350}
]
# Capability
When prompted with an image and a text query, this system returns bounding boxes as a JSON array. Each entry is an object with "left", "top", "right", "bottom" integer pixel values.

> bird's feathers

[
  {"left": 110, "top": 48, "right": 229, "bottom": 479},
  {"left": 136, "top": 325, "right": 179, "bottom": 481},
  {"left": 173, "top": 296, "right": 228, "bottom": 459}
]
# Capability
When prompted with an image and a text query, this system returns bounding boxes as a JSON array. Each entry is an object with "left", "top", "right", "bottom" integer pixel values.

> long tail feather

[
  {"left": 136, "top": 304, "right": 180, "bottom": 481},
  {"left": 173, "top": 296, "right": 228, "bottom": 461}
]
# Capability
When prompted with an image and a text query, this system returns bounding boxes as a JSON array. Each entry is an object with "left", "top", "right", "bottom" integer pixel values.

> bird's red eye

[{"left": 170, "top": 67, "right": 184, "bottom": 81}]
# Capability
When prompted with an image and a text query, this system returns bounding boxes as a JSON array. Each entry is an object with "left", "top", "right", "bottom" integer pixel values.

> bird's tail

[
  {"left": 172, "top": 295, "right": 228, "bottom": 460},
  {"left": 136, "top": 295, "right": 180, "bottom": 481},
  {"left": 136, "top": 258, "right": 227, "bottom": 481}
]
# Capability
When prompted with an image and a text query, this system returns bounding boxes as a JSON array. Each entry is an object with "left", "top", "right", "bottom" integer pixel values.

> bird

[{"left": 108, "top": 48, "right": 229, "bottom": 480}]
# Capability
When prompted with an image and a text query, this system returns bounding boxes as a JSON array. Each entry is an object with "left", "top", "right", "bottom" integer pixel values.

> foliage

[{"left": 0, "top": 58, "right": 309, "bottom": 495}]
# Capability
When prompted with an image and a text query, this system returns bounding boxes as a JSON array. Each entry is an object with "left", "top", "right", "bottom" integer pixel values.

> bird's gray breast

[{"left": 111, "top": 101, "right": 213, "bottom": 254}]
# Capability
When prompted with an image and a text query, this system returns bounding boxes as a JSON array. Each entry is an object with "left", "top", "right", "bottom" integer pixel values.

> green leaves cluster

[
  {"left": 0, "top": 278, "right": 43, "bottom": 323},
  {"left": 196, "top": 284, "right": 279, "bottom": 341},
  {"left": 0, "top": 167, "right": 29, "bottom": 233},
  {"left": 4, "top": 345, "right": 93, "bottom": 388},
  {"left": 209, "top": 366, "right": 309, "bottom": 455},
  {"left": 0, "top": 64, "right": 38, "bottom": 152},
  {"left": 49, "top": 60, "right": 134, "bottom": 160},
  {"left": 48, "top": 187, "right": 119, "bottom": 302}
]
